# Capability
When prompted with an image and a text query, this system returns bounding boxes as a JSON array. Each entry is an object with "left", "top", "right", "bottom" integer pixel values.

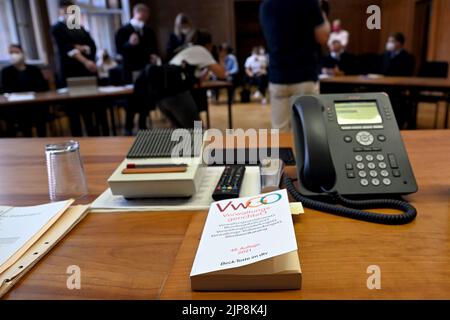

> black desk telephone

[{"left": 284, "top": 93, "right": 418, "bottom": 225}]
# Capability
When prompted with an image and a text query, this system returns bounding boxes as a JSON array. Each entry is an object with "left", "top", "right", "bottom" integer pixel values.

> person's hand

[
  {"left": 129, "top": 33, "right": 140, "bottom": 46},
  {"left": 75, "top": 44, "right": 87, "bottom": 53},
  {"left": 84, "top": 60, "right": 97, "bottom": 73},
  {"left": 150, "top": 54, "right": 162, "bottom": 66}
]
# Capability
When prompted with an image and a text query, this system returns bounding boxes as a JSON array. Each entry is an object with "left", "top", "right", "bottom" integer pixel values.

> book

[
  {"left": 0, "top": 201, "right": 89, "bottom": 297},
  {"left": 190, "top": 189, "right": 302, "bottom": 291}
]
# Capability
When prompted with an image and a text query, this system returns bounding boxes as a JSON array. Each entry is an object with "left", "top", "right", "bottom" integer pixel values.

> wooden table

[
  {"left": 1, "top": 131, "right": 449, "bottom": 299},
  {"left": 0, "top": 81, "right": 235, "bottom": 135},
  {"left": 320, "top": 75, "right": 450, "bottom": 91}
]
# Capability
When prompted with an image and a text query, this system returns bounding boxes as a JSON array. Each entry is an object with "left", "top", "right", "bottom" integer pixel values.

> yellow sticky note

[{"left": 290, "top": 202, "right": 304, "bottom": 216}]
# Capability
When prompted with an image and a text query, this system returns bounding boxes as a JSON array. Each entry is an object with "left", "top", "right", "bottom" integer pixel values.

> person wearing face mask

[
  {"left": 327, "top": 19, "right": 349, "bottom": 50},
  {"left": 381, "top": 32, "right": 415, "bottom": 76},
  {"left": 116, "top": 3, "right": 159, "bottom": 84},
  {"left": 1, "top": 44, "right": 49, "bottom": 137},
  {"left": 321, "top": 39, "right": 355, "bottom": 76},
  {"left": 166, "top": 13, "right": 195, "bottom": 60}
]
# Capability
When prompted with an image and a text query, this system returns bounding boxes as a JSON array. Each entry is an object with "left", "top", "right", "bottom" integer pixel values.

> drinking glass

[{"left": 46, "top": 140, "right": 88, "bottom": 202}]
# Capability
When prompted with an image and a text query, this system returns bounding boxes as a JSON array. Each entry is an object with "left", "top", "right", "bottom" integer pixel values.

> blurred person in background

[
  {"left": 260, "top": 0, "right": 330, "bottom": 131},
  {"left": 327, "top": 19, "right": 349, "bottom": 50},
  {"left": 167, "top": 13, "right": 196, "bottom": 60},
  {"left": 245, "top": 46, "right": 269, "bottom": 104},
  {"left": 116, "top": 3, "right": 159, "bottom": 83},
  {"left": 0, "top": 44, "right": 49, "bottom": 137}
]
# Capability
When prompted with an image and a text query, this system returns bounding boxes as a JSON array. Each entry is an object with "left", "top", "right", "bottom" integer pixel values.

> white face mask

[
  {"left": 386, "top": 42, "right": 395, "bottom": 52},
  {"left": 181, "top": 28, "right": 190, "bottom": 35},
  {"left": 10, "top": 53, "right": 24, "bottom": 65},
  {"left": 330, "top": 52, "right": 340, "bottom": 59}
]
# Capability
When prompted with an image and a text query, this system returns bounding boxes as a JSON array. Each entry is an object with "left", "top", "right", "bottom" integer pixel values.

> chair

[{"left": 417, "top": 61, "right": 449, "bottom": 128}]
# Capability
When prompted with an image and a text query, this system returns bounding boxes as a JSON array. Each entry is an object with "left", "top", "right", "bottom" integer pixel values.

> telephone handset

[{"left": 285, "top": 93, "right": 418, "bottom": 224}]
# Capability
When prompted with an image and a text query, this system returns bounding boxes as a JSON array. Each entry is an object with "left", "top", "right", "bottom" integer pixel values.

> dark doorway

[
  {"left": 234, "top": 0, "right": 266, "bottom": 70},
  {"left": 413, "top": 0, "right": 432, "bottom": 74}
]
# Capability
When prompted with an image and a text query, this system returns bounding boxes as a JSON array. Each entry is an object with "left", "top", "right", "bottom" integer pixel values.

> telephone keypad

[{"left": 349, "top": 151, "right": 399, "bottom": 187}]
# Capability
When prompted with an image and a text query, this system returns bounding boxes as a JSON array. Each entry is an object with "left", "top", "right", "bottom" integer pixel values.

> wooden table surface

[
  {"left": 1, "top": 131, "right": 449, "bottom": 300},
  {"left": 320, "top": 75, "right": 450, "bottom": 90}
]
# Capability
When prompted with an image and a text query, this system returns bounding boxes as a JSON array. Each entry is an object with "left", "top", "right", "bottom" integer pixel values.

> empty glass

[{"left": 46, "top": 140, "right": 88, "bottom": 202}]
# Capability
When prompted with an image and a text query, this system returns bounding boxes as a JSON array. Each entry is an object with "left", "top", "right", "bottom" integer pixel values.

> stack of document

[{"left": 0, "top": 200, "right": 89, "bottom": 297}]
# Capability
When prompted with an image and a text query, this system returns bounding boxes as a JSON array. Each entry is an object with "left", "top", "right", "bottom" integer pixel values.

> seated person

[
  {"left": 381, "top": 32, "right": 415, "bottom": 76},
  {"left": 321, "top": 40, "right": 356, "bottom": 76},
  {"left": 381, "top": 33, "right": 415, "bottom": 129},
  {"left": 220, "top": 43, "right": 239, "bottom": 84},
  {"left": 0, "top": 44, "right": 49, "bottom": 137},
  {"left": 245, "top": 47, "right": 269, "bottom": 104},
  {"left": 133, "top": 30, "right": 226, "bottom": 129}
]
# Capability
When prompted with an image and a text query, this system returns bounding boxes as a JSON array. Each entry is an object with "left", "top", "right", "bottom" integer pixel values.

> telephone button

[
  {"left": 345, "top": 163, "right": 353, "bottom": 170},
  {"left": 383, "top": 178, "right": 392, "bottom": 186},
  {"left": 378, "top": 162, "right": 387, "bottom": 169},
  {"left": 365, "top": 155, "right": 374, "bottom": 161},
  {"left": 369, "top": 170, "right": 378, "bottom": 178},
  {"left": 371, "top": 178, "right": 381, "bottom": 186},
  {"left": 380, "top": 170, "right": 389, "bottom": 177},
  {"left": 360, "top": 179, "right": 369, "bottom": 186},
  {"left": 353, "top": 147, "right": 364, "bottom": 152},
  {"left": 372, "top": 147, "right": 382, "bottom": 152},
  {"left": 344, "top": 136, "right": 353, "bottom": 143},
  {"left": 347, "top": 171, "right": 355, "bottom": 179},
  {"left": 355, "top": 155, "right": 363, "bottom": 162},
  {"left": 376, "top": 154, "right": 385, "bottom": 161},
  {"left": 356, "top": 163, "right": 365, "bottom": 170},
  {"left": 377, "top": 135, "right": 387, "bottom": 142},
  {"left": 358, "top": 171, "right": 367, "bottom": 178},
  {"left": 388, "top": 154, "right": 399, "bottom": 168},
  {"left": 392, "top": 169, "right": 401, "bottom": 177},
  {"left": 367, "top": 163, "right": 376, "bottom": 170},
  {"left": 356, "top": 131, "right": 374, "bottom": 146}
]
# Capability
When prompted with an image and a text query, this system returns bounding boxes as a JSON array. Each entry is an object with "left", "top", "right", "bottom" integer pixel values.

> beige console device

[{"left": 108, "top": 129, "right": 206, "bottom": 198}]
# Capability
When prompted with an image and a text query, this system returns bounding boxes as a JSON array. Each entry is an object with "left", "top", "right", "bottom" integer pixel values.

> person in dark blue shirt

[
  {"left": 260, "top": 0, "right": 330, "bottom": 132},
  {"left": 381, "top": 32, "right": 415, "bottom": 77}
]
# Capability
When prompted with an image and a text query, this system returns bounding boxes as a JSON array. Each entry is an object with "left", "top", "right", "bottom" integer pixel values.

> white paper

[
  {"left": 91, "top": 167, "right": 261, "bottom": 212},
  {"left": 190, "top": 189, "right": 298, "bottom": 276},
  {"left": 98, "top": 86, "right": 127, "bottom": 93},
  {"left": 0, "top": 200, "right": 72, "bottom": 274},
  {"left": 4, "top": 93, "right": 35, "bottom": 102}
]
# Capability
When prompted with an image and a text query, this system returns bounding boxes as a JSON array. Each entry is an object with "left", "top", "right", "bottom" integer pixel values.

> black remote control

[{"left": 212, "top": 166, "right": 246, "bottom": 201}]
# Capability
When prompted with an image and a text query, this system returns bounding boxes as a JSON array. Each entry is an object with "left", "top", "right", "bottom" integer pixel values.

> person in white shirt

[
  {"left": 245, "top": 47, "right": 269, "bottom": 104},
  {"left": 327, "top": 19, "right": 349, "bottom": 50},
  {"left": 156, "top": 31, "right": 226, "bottom": 128}
]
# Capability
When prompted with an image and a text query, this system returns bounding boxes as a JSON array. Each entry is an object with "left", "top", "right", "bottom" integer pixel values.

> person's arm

[
  {"left": 33, "top": 67, "right": 49, "bottom": 92},
  {"left": 311, "top": 0, "right": 330, "bottom": 46},
  {"left": 315, "top": 15, "right": 331, "bottom": 46}
]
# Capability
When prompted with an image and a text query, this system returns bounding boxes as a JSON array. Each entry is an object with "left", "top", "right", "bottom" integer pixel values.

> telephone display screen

[{"left": 335, "top": 101, "right": 382, "bottom": 125}]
